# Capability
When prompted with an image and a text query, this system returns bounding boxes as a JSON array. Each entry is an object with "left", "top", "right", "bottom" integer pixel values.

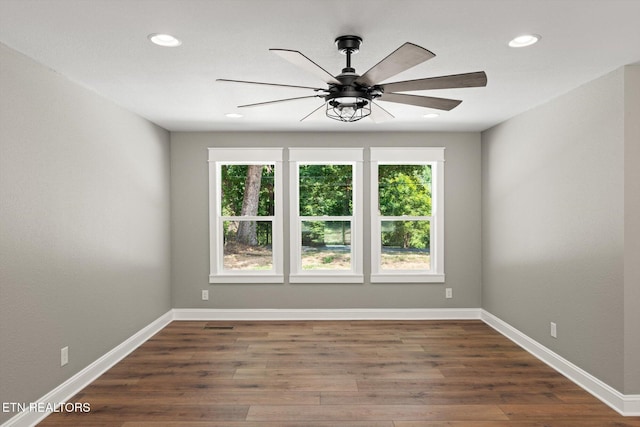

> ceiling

[{"left": 1, "top": 0, "right": 639, "bottom": 132}]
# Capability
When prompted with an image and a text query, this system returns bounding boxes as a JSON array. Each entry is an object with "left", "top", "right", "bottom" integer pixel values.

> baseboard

[
  {"left": 172, "top": 307, "right": 482, "bottom": 321},
  {"left": 2, "top": 310, "right": 174, "bottom": 427},
  {"left": 481, "top": 309, "right": 640, "bottom": 416}
]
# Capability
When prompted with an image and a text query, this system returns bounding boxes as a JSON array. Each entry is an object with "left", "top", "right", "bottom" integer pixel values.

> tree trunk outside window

[{"left": 237, "top": 165, "right": 262, "bottom": 245}]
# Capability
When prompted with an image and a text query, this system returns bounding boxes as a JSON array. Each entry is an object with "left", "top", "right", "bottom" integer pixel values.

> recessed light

[
  {"left": 225, "top": 113, "right": 243, "bottom": 118},
  {"left": 148, "top": 33, "right": 182, "bottom": 47},
  {"left": 423, "top": 113, "right": 440, "bottom": 119},
  {"left": 508, "top": 34, "right": 540, "bottom": 48}
]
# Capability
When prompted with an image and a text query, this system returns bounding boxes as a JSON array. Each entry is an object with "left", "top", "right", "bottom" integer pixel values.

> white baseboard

[
  {"left": 172, "top": 307, "right": 482, "bottom": 321},
  {"left": 2, "top": 311, "right": 173, "bottom": 427},
  {"left": 481, "top": 309, "right": 640, "bottom": 416}
]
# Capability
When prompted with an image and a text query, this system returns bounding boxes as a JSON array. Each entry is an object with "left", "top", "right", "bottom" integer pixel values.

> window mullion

[
  {"left": 300, "top": 215, "right": 353, "bottom": 221},
  {"left": 378, "top": 215, "right": 432, "bottom": 221},
  {"left": 221, "top": 216, "right": 275, "bottom": 221}
]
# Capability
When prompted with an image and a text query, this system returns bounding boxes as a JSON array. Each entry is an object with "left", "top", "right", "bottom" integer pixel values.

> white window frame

[
  {"left": 208, "top": 148, "right": 284, "bottom": 283},
  {"left": 289, "top": 148, "right": 364, "bottom": 283},
  {"left": 370, "top": 147, "right": 445, "bottom": 283}
]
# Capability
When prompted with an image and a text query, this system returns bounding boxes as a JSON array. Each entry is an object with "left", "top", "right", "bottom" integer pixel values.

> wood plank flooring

[{"left": 39, "top": 320, "right": 640, "bottom": 426}]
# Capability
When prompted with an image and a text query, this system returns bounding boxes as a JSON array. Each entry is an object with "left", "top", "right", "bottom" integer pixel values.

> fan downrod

[{"left": 335, "top": 35, "right": 362, "bottom": 73}]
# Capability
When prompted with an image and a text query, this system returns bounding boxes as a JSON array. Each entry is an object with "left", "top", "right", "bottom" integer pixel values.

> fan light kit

[{"left": 218, "top": 35, "right": 487, "bottom": 123}]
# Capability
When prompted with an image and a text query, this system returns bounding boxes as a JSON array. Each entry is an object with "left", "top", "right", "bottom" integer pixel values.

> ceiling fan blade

[
  {"left": 238, "top": 95, "right": 322, "bottom": 108},
  {"left": 379, "top": 93, "right": 462, "bottom": 111},
  {"left": 355, "top": 42, "right": 435, "bottom": 87},
  {"left": 300, "top": 103, "right": 327, "bottom": 122},
  {"left": 270, "top": 49, "right": 341, "bottom": 85},
  {"left": 380, "top": 71, "right": 488, "bottom": 93},
  {"left": 216, "top": 78, "right": 325, "bottom": 91},
  {"left": 369, "top": 102, "right": 395, "bottom": 123}
]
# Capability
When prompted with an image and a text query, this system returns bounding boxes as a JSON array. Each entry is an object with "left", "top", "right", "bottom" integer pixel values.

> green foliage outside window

[
  {"left": 221, "top": 165, "right": 274, "bottom": 216},
  {"left": 219, "top": 163, "right": 432, "bottom": 250},
  {"left": 299, "top": 165, "right": 352, "bottom": 246},
  {"left": 379, "top": 165, "right": 432, "bottom": 250},
  {"left": 299, "top": 164, "right": 352, "bottom": 216}
]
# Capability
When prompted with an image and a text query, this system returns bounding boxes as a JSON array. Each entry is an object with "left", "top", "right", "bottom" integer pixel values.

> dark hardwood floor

[{"left": 39, "top": 320, "right": 640, "bottom": 426}]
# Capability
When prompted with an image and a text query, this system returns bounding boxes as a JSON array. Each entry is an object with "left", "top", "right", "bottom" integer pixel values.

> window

[
  {"left": 370, "top": 147, "right": 445, "bottom": 282},
  {"left": 289, "top": 148, "right": 363, "bottom": 283},
  {"left": 208, "top": 148, "right": 283, "bottom": 283},
  {"left": 209, "top": 147, "right": 442, "bottom": 284}
]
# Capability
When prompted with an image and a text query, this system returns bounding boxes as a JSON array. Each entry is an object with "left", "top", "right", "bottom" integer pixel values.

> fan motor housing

[{"left": 325, "top": 87, "right": 370, "bottom": 103}]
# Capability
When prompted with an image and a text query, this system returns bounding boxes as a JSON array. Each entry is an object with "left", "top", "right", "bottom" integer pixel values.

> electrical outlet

[
  {"left": 202, "top": 290, "right": 209, "bottom": 301},
  {"left": 550, "top": 322, "right": 557, "bottom": 338},
  {"left": 445, "top": 288, "right": 453, "bottom": 299},
  {"left": 61, "top": 346, "right": 69, "bottom": 366}
]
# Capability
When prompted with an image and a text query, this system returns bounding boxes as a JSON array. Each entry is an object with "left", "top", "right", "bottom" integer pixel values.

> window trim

[
  {"left": 208, "top": 148, "right": 284, "bottom": 283},
  {"left": 289, "top": 148, "right": 364, "bottom": 283},
  {"left": 370, "top": 147, "right": 445, "bottom": 283}
]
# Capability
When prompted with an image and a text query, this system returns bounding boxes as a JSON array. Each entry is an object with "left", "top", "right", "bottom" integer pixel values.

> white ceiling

[{"left": 1, "top": 0, "right": 639, "bottom": 132}]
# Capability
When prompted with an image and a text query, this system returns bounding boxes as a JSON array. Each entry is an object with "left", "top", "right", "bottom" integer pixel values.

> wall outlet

[
  {"left": 202, "top": 290, "right": 209, "bottom": 301},
  {"left": 445, "top": 288, "right": 453, "bottom": 299},
  {"left": 550, "top": 322, "right": 557, "bottom": 338},
  {"left": 61, "top": 346, "right": 69, "bottom": 366}
]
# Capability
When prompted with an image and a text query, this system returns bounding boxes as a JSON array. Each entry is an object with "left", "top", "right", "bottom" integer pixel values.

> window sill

[
  {"left": 370, "top": 273, "right": 445, "bottom": 283},
  {"left": 209, "top": 274, "right": 284, "bottom": 284},
  {"left": 289, "top": 274, "right": 364, "bottom": 284}
]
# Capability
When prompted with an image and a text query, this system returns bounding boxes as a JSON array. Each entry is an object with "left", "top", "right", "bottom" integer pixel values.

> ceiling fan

[{"left": 217, "top": 35, "right": 487, "bottom": 123}]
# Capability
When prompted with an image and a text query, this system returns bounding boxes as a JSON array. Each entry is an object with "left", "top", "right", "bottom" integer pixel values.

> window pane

[
  {"left": 223, "top": 220, "right": 273, "bottom": 270},
  {"left": 299, "top": 164, "right": 352, "bottom": 216},
  {"left": 378, "top": 165, "right": 431, "bottom": 216},
  {"left": 221, "top": 165, "right": 274, "bottom": 216},
  {"left": 301, "top": 221, "right": 351, "bottom": 270},
  {"left": 381, "top": 220, "right": 430, "bottom": 270}
]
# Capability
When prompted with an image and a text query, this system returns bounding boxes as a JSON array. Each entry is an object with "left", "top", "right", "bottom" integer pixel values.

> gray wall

[
  {"left": 624, "top": 65, "right": 640, "bottom": 394},
  {"left": 482, "top": 66, "right": 639, "bottom": 394},
  {"left": 0, "top": 43, "right": 172, "bottom": 422},
  {"left": 171, "top": 132, "right": 482, "bottom": 309}
]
